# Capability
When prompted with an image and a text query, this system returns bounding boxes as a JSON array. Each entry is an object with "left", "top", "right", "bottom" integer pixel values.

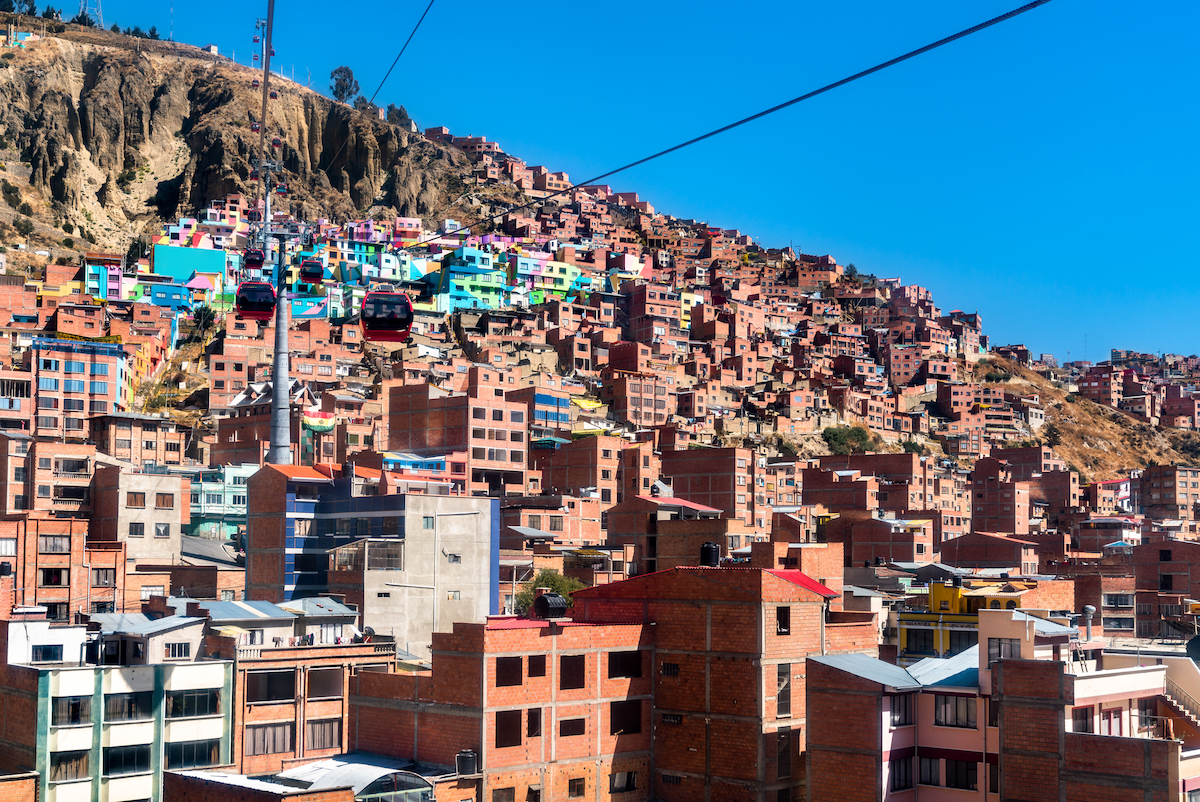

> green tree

[
  {"left": 329, "top": 66, "right": 359, "bottom": 104},
  {"left": 70, "top": 11, "right": 94, "bottom": 26},
  {"left": 125, "top": 235, "right": 148, "bottom": 265},
  {"left": 146, "top": 25, "right": 158, "bottom": 39},
  {"left": 13, "top": 216, "right": 33, "bottom": 236},
  {"left": 17, "top": 201, "right": 31, "bottom": 216},
  {"left": 822, "top": 425, "right": 873, "bottom": 455},
  {"left": 844, "top": 263, "right": 859, "bottom": 281},
  {"left": 1042, "top": 423, "right": 1062, "bottom": 447},
  {"left": 0, "top": 0, "right": 16, "bottom": 14},
  {"left": 41, "top": 6, "right": 58, "bottom": 18},
  {"left": 192, "top": 304, "right": 216, "bottom": 336},
  {"left": 20, "top": 0, "right": 34, "bottom": 15},
  {"left": 109, "top": 22, "right": 119, "bottom": 32},
  {"left": 513, "top": 569, "right": 586, "bottom": 616}
]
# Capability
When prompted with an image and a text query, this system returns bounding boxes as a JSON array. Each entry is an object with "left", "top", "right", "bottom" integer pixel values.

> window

[
  {"left": 946, "top": 760, "right": 977, "bottom": 790},
  {"left": 610, "top": 700, "right": 642, "bottom": 734},
  {"left": 40, "top": 567, "right": 68, "bottom": 587},
  {"left": 1072, "top": 706, "right": 1093, "bottom": 733},
  {"left": 891, "top": 694, "right": 914, "bottom": 726},
  {"left": 167, "top": 689, "right": 220, "bottom": 718},
  {"left": 989, "top": 697, "right": 1000, "bottom": 728},
  {"left": 493, "top": 790, "right": 515, "bottom": 802},
  {"left": 246, "top": 670, "right": 295, "bottom": 702},
  {"left": 49, "top": 750, "right": 90, "bottom": 782},
  {"left": 890, "top": 758, "right": 913, "bottom": 791},
  {"left": 39, "top": 535, "right": 69, "bottom": 553},
  {"left": 935, "top": 695, "right": 977, "bottom": 728},
  {"left": 608, "top": 651, "right": 642, "bottom": 678},
  {"left": 246, "top": 722, "right": 294, "bottom": 756},
  {"left": 919, "top": 756, "right": 939, "bottom": 786},
  {"left": 423, "top": 516, "right": 434, "bottom": 529},
  {"left": 1160, "top": 549, "right": 1172, "bottom": 562},
  {"left": 32, "top": 644, "right": 64, "bottom": 662},
  {"left": 777, "top": 663, "right": 792, "bottom": 718},
  {"left": 560, "top": 654, "right": 586, "bottom": 689},
  {"left": 104, "top": 744, "right": 151, "bottom": 776},
  {"left": 661, "top": 662, "right": 680, "bottom": 677},
  {"left": 165, "top": 739, "right": 219, "bottom": 770},
  {"left": 155, "top": 523, "right": 171, "bottom": 539},
  {"left": 302, "top": 718, "right": 341, "bottom": 752},
  {"left": 495, "top": 710, "right": 522, "bottom": 748},
  {"left": 609, "top": 772, "right": 637, "bottom": 794},
  {"left": 38, "top": 378, "right": 59, "bottom": 391},
  {"left": 776, "top": 606, "right": 790, "bottom": 635},
  {"left": 496, "top": 656, "right": 523, "bottom": 687},
  {"left": 91, "top": 568, "right": 115, "bottom": 587},
  {"left": 492, "top": 410, "right": 504, "bottom": 421},
  {"left": 64, "top": 380, "right": 85, "bottom": 393},
  {"left": 90, "top": 363, "right": 108, "bottom": 375},
  {"left": 987, "top": 637, "right": 1019, "bottom": 665},
  {"left": 129, "top": 523, "right": 145, "bottom": 538},
  {"left": 948, "top": 629, "right": 978, "bottom": 655},
  {"left": 165, "top": 642, "right": 191, "bottom": 660},
  {"left": 560, "top": 718, "right": 586, "bottom": 736},
  {"left": 1161, "top": 574, "right": 1174, "bottom": 591},
  {"left": 156, "top": 493, "right": 174, "bottom": 509},
  {"left": 568, "top": 778, "right": 585, "bottom": 798},
  {"left": 127, "top": 492, "right": 145, "bottom": 508},
  {"left": 51, "top": 696, "right": 92, "bottom": 726},
  {"left": 139, "top": 584, "right": 163, "bottom": 600}
]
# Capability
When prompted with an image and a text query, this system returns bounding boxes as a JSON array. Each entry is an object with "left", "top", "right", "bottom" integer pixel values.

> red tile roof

[{"left": 267, "top": 465, "right": 330, "bottom": 481}]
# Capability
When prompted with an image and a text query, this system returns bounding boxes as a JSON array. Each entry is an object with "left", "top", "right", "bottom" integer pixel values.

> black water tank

[
  {"left": 700, "top": 541, "right": 720, "bottom": 568},
  {"left": 456, "top": 749, "right": 478, "bottom": 775},
  {"left": 533, "top": 592, "right": 569, "bottom": 619},
  {"left": 952, "top": 575, "right": 963, "bottom": 588}
]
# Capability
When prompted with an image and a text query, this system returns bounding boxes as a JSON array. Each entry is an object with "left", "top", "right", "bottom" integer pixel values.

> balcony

[{"left": 53, "top": 471, "right": 91, "bottom": 480}]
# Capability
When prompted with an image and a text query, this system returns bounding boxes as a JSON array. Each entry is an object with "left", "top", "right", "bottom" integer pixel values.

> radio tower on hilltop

[{"left": 78, "top": 0, "right": 103, "bottom": 27}]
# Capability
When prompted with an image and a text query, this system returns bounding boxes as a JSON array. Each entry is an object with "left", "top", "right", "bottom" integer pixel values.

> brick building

[{"left": 91, "top": 412, "right": 190, "bottom": 467}]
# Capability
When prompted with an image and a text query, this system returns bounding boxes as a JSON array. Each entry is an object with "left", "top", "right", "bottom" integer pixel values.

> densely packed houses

[{"left": 0, "top": 124, "right": 1198, "bottom": 802}]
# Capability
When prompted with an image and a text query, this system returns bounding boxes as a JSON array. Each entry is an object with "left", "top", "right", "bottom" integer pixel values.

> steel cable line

[{"left": 408, "top": 0, "right": 1054, "bottom": 248}]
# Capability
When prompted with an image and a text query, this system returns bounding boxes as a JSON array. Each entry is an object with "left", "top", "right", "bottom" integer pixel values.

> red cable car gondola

[
  {"left": 253, "top": 53, "right": 259, "bottom": 62},
  {"left": 251, "top": 122, "right": 260, "bottom": 133},
  {"left": 270, "top": 48, "right": 276, "bottom": 57},
  {"left": 253, "top": 35, "right": 260, "bottom": 43},
  {"left": 249, "top": 169, "right": 259, "bottom": 181},
  {"left": 269, "top": 90, "right": 278, "bottom": 99},
  {"left": 271, "top": 137, "right": 282, "bottom": 148},
  {"left": 235, "top": 281, "right": 276, "bottom": 321},
  {"left": 299, "top": 259, "right": 323, "bottom": 284},
  {"left": 361, "top": 291, "right": 414, "bottom": 343},
  {"left": 251, "top": 78, "right": 259, "bottom": 89},
  {"left": 276, "top": 183, "right": 288, "bottom": 195},
  {"left": 244, "top": 248, "right": 266, "bottom": 269}
]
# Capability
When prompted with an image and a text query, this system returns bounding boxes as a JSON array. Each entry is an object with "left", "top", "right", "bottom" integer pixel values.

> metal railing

[{"left": 1166, "top": 677, "right": 1200, "bottom": 722}]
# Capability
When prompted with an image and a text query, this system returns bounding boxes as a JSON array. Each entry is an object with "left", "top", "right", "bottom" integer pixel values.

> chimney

[{"left": 1082, "top": 605, "right": 1096, "bottom": 642}]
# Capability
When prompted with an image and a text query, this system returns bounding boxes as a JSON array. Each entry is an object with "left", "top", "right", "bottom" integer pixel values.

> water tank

[
  {"left": 456, "top": 750, "right": 478, "bottom": 776},
  {"left": 952, "top": 575, "right": 963, "bottom": 588},
  {"left": 533, "top": 592, "right": 569, "bottom": 619},
  {"left": 700, "top": 541, "right": 720, "bottom": 568}
]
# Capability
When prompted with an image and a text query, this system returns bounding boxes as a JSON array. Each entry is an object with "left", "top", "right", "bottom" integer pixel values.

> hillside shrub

[
  {"left": 823, "top": 426, "right": 873, "bottom": 455},
  {"left": 13, "top": 217, "right": 33, "bottom": 236}
]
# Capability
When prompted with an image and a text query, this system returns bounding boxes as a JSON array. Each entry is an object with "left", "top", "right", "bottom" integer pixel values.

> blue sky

[{"left": 105, "top": 0, "right": 1197, "bottom": 361}]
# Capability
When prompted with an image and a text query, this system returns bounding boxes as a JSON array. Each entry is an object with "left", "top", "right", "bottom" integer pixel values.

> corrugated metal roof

[
  {"left": 278, "top": 597, "right": 357, "bottom": 618},
  {"left": 809, "top": 653, "right": 922, "bottom": 691},
  {"left": 765, "top": 570, "right": 839, "bottom": 598},
  {"left": 167, "top": 598, "right": 295, "bottom": 621},
  {"left": 633, "top": 495, "right": 722, "bottom": 513}
]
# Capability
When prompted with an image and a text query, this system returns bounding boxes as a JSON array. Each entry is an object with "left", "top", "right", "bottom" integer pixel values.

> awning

[{"left": 213, "top": 625, "right": 248, "bottom": 636}]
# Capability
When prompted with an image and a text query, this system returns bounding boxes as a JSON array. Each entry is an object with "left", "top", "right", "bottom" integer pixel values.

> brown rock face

[{"left": 0, "top": 35, "right": 470, "bottom": 246}]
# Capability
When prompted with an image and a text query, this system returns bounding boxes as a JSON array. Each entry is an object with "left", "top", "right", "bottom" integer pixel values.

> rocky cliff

[{"left": 0, "top": 28, "right": 485, "bottom": 249}]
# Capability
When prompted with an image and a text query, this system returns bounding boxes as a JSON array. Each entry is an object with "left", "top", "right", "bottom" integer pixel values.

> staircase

[{"left": 1164, "top": 677, "right": 1200, "bottom": 729}]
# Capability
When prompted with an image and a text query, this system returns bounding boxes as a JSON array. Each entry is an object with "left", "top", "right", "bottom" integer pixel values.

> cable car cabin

[
  {"left": 245, "top": 210, "right": 262, "bottom": 223},
  {"left": 235, "top": 281, "right": 276, "bottom": 321},
  {"left": 271, "top": 137, "right": 282, "bottom": 148},
  {"left": 361, "top": 292, "right": 414, "bottom": 343},
  {"left": 253, "top": 53, "right": 259, "bottom": 62},
  {"left": 269, "top": 90, "right": 278, "bottom": 99},
  {"left": 251, "top": 79, "right": 260, "bottom": 89},
  {"left": 299, "top": 259, "right": 323, "bottom": 284},
  {"left": 276, "top": 183, "right": 288, "bottom": 195},
  {"left": 251, "top": 122, "right": 260, "bottom": 132},
  {"left": 249, "top": 169, "right": 259, "bottom": 182},
  {"left": 270, "top": 48, "right": 276, "bottom": 56},
  {"left": 243, "top": 248, "right": 266, "bottom": 269},
  {"left": 252, "top": 35, "right": 260, "bottom": 43}
]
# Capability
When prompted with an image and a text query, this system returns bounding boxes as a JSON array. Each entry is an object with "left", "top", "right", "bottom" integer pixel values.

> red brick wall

[
  {"left": 0, "top": 772, "right": 36, "bottom": 802},
  {"left": 805, "top": 659, "right": 882, "bottom": 802},
  {"left": 163, "top": 772, "right": 354, "bottom": 802}
]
